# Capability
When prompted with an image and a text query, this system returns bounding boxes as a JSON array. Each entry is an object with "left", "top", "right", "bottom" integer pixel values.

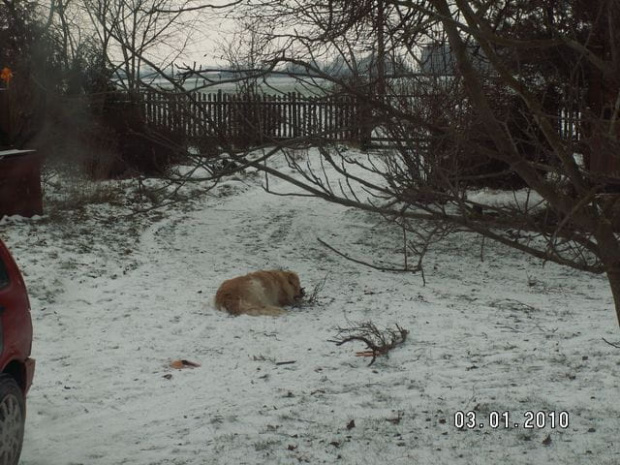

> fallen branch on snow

[
  {"left": 602, "top": 338, "right": 620, "bottom": 349},
  {"left": 329, "top": 322, "right": 409, "bottom": 366}
]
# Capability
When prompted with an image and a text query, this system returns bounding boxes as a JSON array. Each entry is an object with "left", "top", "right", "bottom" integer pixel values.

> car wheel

[{"left": 0, "top": 375, "right": 25, "bottom": 465}]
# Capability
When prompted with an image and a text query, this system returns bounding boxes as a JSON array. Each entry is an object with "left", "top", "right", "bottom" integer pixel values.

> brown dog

[{"left": 215, "top": 270, "right": 305, "bottom": 316}]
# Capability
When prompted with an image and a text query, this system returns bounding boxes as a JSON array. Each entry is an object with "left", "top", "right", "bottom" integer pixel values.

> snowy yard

[{"left": 2, "top": 149, "right": 619, "bottom": 464}]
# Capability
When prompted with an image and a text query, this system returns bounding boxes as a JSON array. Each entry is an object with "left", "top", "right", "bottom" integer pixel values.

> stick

[{"left": 317, "top": 238, "right": 420, "bottom": 273}]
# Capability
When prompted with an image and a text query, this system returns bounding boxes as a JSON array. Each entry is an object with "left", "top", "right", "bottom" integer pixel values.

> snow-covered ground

[{"left": 2, "top": 149, "right": 619, "bottom": 464}]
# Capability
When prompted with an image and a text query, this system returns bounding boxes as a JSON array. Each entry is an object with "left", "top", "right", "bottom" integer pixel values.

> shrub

[{"left": 86, "top": 91, "right": 186, "bottom": 179}]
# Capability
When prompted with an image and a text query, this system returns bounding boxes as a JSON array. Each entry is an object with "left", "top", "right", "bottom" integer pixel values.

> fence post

[
  {"left": 357, "top": 95, "right": 372, "bottom": 150},
  {"left": 215, "top": 89, "right": 229, "bottom": 135},
  {"left": 291, "top": 92, "right": 298, "bottom": 138}
]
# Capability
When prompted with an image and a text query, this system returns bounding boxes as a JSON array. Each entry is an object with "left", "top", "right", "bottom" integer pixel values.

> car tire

[{"left": 0, "top": 374, "right": 25, "bottom": 465}]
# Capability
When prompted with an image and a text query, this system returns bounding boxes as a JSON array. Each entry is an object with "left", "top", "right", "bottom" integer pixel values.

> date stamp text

[{"left": 454, "top": 411, "right": 569, "bottom": 429}]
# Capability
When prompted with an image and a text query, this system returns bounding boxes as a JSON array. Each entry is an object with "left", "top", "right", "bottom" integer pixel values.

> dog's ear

[{"left": 287, "top": 272, "right": 299, "bottom": 285}]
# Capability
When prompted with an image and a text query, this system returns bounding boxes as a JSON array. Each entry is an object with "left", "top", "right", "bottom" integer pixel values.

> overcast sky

[{"left": 178, "top": 1, "right": 238, "bottom": 66}]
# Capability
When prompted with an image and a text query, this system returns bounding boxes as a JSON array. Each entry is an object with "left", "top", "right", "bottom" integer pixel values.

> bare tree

[
  {"left": 202, "top": 0, "right": 620, "bottom": 327},
  {"left": 82, "top": 0, "right": 196, "bottom": 91},
  {"left": 68, "top": 0, "right": 620, "bottom": 327}
]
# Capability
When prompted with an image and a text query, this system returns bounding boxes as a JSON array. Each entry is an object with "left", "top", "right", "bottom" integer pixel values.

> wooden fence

[
  {"left": 140, "top": 90, "right": 583, "bottom": 148},
  {"left": 142, "top": 90, "right": 370, "bottom": 147}
]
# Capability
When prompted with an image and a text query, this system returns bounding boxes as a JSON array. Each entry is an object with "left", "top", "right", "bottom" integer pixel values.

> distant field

[{"left": 143, "top": 75, "right": 329, "bottom": 96}]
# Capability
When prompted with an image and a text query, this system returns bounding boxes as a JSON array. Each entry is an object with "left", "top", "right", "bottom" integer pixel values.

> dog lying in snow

[{"left": 215, "top": 270, "right": 305, "bottom": 316}]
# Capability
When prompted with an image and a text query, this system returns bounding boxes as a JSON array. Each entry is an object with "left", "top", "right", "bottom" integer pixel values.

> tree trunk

[
  {"left": 375, "top": 0, "right": 386, "bottom": 99},
  {"left": 606, "top": 269, "right": 620, "bottom": 328}
]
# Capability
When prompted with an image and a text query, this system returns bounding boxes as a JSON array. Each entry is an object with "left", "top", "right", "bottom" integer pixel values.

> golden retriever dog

[{"left": 215, "top": 270, "right": 305, "bottom": 316}]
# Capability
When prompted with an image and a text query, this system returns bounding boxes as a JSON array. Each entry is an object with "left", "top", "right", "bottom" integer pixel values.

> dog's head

[{"left": 285, "top": 271, "right": 305, "bottom": 301}]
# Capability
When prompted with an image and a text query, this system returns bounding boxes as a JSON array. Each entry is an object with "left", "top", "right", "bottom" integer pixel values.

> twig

[
  {"left": 317, "top": 238, "right": 420, "bottom": 273},
  {"left": 306, "top": 274, "right": 328, "bottom": 304},
  {"left": 402, "top": 223, "right": 408, "bottom": 270},
  {"left": 602, "top": 338, "right": 620, "bottom": 349}
]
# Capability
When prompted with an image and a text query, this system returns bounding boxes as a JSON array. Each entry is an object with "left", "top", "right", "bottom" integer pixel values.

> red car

[{"left": 0, "top": 238, "right": 35, "bottom": 465}]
